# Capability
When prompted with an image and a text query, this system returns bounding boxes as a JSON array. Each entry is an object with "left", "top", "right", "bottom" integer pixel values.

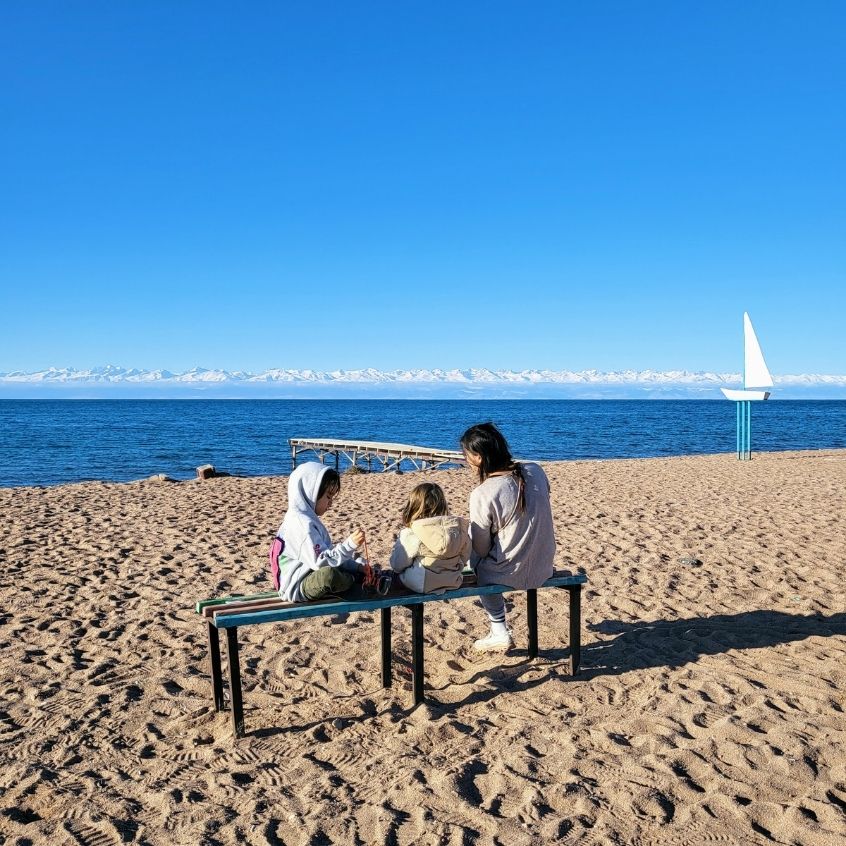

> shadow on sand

[
  {"left": 581, "top": 608, "right": 846, "bottom": 676},
  {"left": 425, "top": 608, "right": 846, "bottom": 713},
  {"left": 247, "top": 609, "right": 845, "bottom": 734}
]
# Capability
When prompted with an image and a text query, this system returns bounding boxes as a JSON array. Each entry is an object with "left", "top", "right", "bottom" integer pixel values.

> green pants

[{"left": 300, "top": 567, "right": 355, "bottom": 601}]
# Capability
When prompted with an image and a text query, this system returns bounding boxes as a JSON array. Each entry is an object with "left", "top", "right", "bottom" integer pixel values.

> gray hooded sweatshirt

[
  {"left": 275, "top": 462, "right": 360, "bottom": 602},
  {"left": 469, "top": 461, "right": 555, "bottom": 589}
]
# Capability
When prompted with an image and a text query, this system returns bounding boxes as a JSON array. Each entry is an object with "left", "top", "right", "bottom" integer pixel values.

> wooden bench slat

[
  {"left": 200, "top": 591, "right": 379, "bottom": 618},
  {"left": 195, "top": 591, "right": 278, "bottom": 614},
  {"left": 211, "top": 599, "right": 293, "bottom": 618},
  {"left": 202, "top": 596, "right": 289, "bottom": 618}
]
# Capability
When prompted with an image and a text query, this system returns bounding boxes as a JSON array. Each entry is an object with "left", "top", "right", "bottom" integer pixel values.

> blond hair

[{"left": 402, "top": 483, "right": 448, "bottom": 526}]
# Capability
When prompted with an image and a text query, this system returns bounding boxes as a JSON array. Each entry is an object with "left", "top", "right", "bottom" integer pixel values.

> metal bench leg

[
  {"left": 527, "top": 588, "right": 538, "bottom": 659},
  {"left": 381, "top": 606, "right": 392, "bottom": 687},
  {"left": 410, "top": 604, "right": 424, "bottom": 705},
  {"left": 207, "top": 621, "right": 225, "bottom": 711},
  {"left": 568, "top": 585, "right": 582, "bottom": 675},
  {"left": 226, "top": 627, "right": 245, "bottom": 738}
]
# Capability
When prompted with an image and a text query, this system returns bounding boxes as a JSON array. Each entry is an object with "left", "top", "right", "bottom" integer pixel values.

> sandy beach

[{"left": 1, "top": 450, "right": 845, "bottom": 845}]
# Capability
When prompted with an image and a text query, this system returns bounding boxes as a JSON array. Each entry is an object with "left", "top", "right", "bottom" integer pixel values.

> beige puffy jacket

[{"left": 388, "top": 515, "right": 471, "bottom": 594}]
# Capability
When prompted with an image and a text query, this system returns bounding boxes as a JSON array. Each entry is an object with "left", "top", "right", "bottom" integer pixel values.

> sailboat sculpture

[
  {"left": 720, "top": 313, "right": 773, "bottom": 401},
  {"left": 721, "top": 313, "right": 773, "bottom": 460}
]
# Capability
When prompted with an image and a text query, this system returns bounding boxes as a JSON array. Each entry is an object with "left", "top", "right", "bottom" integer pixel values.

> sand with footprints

[{"left": 1, "top": 450, "right": 845, "bottom": 845}]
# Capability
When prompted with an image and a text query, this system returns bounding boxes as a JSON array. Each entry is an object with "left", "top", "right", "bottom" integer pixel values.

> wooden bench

[{"left": 196, "top": 572, "right": 587, "bottom": 737}]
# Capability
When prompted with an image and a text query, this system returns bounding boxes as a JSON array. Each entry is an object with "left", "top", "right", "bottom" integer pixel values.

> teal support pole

[
  {"left": 747, "top": 401, "right": 752, "bottom": 460},
  {"left": 743, "top": 400, "right": 752, "bottom": 461},
  {"left": 734, "top": 400, "right": 757, "bottom": 461},
  {"left": 736, "top": 400, "right": 751, "bottom": 461},
  {"left": 736, "top": 402, "right": 741, "bottom": 459}
]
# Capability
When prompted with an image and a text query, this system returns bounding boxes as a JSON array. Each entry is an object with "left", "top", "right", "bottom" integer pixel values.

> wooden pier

[{"left": 289, "top": 438, "right": 465, "bottom": 473}]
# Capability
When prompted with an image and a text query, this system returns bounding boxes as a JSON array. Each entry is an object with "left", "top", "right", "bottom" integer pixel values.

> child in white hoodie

[
  {"left": 270, "top": 462, "right": 365, "bottom": 602},
  {"left": 389, "top": 483, "right": 471, "bottom": 594}
]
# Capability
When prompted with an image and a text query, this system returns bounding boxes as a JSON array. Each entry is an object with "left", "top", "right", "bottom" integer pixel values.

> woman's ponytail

[{"left": 511, "top": 462, "right": 527, "bottom": 516}]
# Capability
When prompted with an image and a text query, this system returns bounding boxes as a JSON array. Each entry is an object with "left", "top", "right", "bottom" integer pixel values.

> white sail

[{"left": 743, "top": 312, "right": 773, "bottom": 388}]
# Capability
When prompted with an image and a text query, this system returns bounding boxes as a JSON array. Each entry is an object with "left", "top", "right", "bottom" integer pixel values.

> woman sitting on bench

[{"left": 460, "top": 422, "right": 556, "bottom": 653}]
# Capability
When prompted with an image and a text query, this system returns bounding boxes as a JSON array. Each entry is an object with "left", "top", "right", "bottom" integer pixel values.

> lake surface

[{"left": 2, "top": 399, "right": 845, "bottom": 487}]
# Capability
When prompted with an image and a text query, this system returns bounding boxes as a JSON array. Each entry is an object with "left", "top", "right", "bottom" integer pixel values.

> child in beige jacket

[{"left": 389, "top": 483, "right": 471, "bottom": 594}]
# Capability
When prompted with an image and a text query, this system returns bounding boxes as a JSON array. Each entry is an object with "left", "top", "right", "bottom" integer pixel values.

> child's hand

[{"left": 348, "top": 528, "right": 366, "bottom": 549}]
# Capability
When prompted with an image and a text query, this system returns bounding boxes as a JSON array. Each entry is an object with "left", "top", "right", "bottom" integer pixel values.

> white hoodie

[{"left": 275, "top": 462, "right": 360, "bottom": 602}]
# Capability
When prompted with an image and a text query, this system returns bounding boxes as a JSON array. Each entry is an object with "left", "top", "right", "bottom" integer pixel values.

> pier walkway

[{"left": 289, "top": 438, "right": 465, "bottom": 473}]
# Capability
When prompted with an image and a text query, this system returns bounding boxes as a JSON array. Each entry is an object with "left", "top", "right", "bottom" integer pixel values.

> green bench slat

[{"left": 211, "top": 574, "right": 587, "bottom": 629}]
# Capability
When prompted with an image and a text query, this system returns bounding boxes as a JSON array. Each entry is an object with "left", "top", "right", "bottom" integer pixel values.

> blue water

[{"left": 1, "top": 400, "right": 845, "bottom": 487}]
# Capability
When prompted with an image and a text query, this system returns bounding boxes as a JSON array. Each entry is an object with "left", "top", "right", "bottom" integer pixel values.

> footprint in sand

[{"left": 64, "top": 819, "right": 121, "bottom": 846}]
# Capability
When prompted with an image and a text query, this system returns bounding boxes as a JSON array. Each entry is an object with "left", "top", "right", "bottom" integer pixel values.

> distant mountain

[{"left": 2, "top": 366, "right": 846, "bottom": 398}]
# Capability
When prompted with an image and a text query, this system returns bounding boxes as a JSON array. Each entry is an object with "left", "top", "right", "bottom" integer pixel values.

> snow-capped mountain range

[
  {"left": 2, "top": 366, "right": 845, "bottom": 398},
  {"left": 2, "top": 365, "right": 752, "bottom": 384}
]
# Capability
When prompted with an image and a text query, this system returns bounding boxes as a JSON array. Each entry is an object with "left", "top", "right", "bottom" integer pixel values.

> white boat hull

[{"left": 721, "top": 388, "right": 770, "bottom": 401}]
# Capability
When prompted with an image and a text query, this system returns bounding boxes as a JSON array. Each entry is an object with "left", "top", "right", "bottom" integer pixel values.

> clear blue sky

[{"left": 2, "top": 1, "right": 844, "bottom": 375}]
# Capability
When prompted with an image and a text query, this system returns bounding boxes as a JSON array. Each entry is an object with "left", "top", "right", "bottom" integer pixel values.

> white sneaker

[{"left": 472, "top": 628, "right": 514, "bottom": 653}]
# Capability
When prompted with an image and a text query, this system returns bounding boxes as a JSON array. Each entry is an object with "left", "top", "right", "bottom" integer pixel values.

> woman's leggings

[{"left": 479, "top": 593, "right": 506, "bottom": 624}]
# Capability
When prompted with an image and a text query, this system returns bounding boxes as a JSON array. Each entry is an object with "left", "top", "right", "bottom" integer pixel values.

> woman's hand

[{"left": 348, "top": 527, "right": 366, "bottom": 549}]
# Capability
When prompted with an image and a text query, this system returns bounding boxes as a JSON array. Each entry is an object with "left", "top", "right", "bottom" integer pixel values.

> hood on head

[
  {"left": 411, "top": 515, "right": 468, "bottom": 557},
  {"left": 288, "top": 461, "right": 332, "bottom": 514}
]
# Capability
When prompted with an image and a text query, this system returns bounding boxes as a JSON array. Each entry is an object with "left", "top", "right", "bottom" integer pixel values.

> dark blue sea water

[{"left": 1, "top": 400, "right": 845, "bottom": 487}]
